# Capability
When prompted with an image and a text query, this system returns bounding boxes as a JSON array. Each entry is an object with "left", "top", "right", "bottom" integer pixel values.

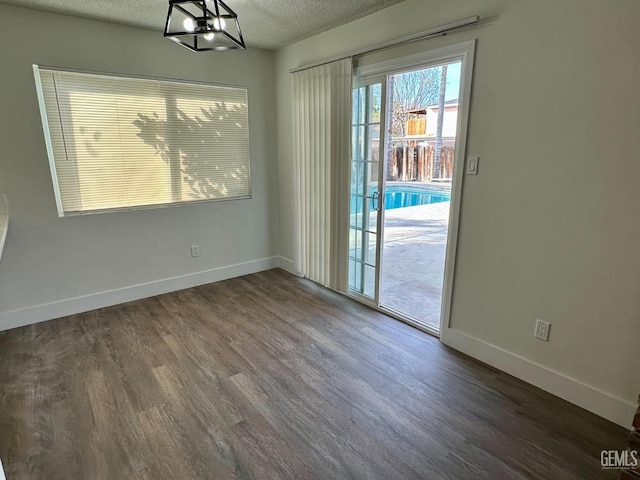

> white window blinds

[{"left": 34, "top": 66, "right": 250, "bottom": 216}]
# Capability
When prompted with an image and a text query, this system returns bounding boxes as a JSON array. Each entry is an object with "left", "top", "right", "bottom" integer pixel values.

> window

[{"left": 34, "top": 66, "right": 250, "bottom": 216}]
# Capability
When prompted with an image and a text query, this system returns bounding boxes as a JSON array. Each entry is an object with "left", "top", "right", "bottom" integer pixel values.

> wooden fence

[{"left": 388, "top": 145, "right": 455, "bottom": 182}]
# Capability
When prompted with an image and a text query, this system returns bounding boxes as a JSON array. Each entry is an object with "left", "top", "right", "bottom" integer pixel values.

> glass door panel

[
  {"left": 378, "top": 60, "right": 463, "bottom": 334},
  {"left": 348, "top": 83, "right": 383, "bottom": 300}
]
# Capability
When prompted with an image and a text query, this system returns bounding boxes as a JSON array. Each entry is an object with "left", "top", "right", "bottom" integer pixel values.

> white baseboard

[
  {"left": 0, "top": 256, "right": 279, "bottom": 332},
  {"left": 442, "top": 328, "right": 636, "bottom": 428},
  {"left": 277, "top": 256, "right": 300, "bottom": 276}
]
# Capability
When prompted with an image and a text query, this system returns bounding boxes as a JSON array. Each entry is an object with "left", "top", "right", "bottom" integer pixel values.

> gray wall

[
  {"left": 275, "top": 0, "right": 640, "bottom": 423},
  {"left": 0, "top": 4, "right": 278, "bottom": 321}
]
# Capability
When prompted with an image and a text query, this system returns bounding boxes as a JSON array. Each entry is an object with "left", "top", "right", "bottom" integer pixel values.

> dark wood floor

[{"left": 0, "top": 269, "right": 628, "bottom": 479}]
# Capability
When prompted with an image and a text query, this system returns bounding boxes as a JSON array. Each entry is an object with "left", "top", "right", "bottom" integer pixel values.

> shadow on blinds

[{"left": 133, "top": 101, "right": 249, "bottom": 201}]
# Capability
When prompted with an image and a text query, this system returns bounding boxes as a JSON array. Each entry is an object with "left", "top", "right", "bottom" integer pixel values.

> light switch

[{"left": 467, "top": 156, "right": 479, "bottom": 175}]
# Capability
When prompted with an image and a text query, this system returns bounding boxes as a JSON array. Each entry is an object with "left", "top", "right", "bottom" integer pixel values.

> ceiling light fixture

[{"left": 164, "top": 0, "right": 245, "bottom": 52}]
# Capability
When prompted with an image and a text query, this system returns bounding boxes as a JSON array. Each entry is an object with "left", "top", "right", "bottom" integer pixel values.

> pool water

[
  {"left": 350, "top": 186, "right": 450, "bottom": 213},
  {"left": 384, "top": 187, "right": 450, "bottom": 210}
]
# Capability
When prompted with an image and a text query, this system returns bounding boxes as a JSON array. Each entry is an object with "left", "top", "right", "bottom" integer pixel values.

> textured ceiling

[{"left": 0, "top": 0, "right": 406, "bottom": 50}]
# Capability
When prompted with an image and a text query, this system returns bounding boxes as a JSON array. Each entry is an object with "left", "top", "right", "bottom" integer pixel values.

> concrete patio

[{"left": 380, "top": 200, "right": 450, "bottom": 331}]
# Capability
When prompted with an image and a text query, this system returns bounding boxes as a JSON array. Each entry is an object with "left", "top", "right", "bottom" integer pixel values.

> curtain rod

[{"left": 290, "top": 15, "right": 480, "bottom": 74}]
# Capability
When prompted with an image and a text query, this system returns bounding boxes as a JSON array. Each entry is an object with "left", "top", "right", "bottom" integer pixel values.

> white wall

[
  {"left": 0, "top": 4, "right": 278, "bottom": 328},
  {"left": 276, "top": 0, "right": 640, "bottom": 426},
  {"left": 424, "top": 107, "right": 457, "bottom": 139}
]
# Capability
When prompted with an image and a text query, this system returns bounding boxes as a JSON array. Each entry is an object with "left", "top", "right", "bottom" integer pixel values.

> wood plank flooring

[{"left": 0, "top": 269, "right": 629, "bottom": 479}]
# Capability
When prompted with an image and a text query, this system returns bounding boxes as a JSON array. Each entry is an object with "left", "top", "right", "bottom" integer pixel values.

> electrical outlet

[
  {"left": 191, "top": 245, "right": 200, "bottom": 258},
  {"left": 534, "top": 319, "right": 550, "bottom": 341}
]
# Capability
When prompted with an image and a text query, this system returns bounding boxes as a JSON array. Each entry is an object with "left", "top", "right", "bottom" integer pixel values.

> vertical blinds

[
  {"left": 34, "top": 66, "right": 250, "bottom": 216},
  {"left": 292, "top": 58, "right": 352, "bottom": 291}
]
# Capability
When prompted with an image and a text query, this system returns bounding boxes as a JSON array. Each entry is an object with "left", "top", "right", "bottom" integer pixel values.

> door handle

[{"left": 372, "top": 191, "right": 380, "bottom": 211}]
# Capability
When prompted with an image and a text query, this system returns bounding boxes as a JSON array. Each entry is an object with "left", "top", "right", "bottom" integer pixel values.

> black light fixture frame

[{"left": 164, "top": 0, "right": 246, "bottom": 52}]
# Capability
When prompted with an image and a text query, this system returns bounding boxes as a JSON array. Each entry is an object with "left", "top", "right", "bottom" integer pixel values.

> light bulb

[
  {"left": 213, "top": 17, "right": 226, "bottom": 30},
  {"left": 204, "top": 32, "right": 215, "bottom": 41},
  {"left": 183, "top": 18, "right": 195, "bottom": 32}
]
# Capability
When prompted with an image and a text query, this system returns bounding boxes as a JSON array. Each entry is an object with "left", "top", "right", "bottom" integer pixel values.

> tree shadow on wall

[{"left": 133, "top": 101, "right": 248, "bottom": 200}]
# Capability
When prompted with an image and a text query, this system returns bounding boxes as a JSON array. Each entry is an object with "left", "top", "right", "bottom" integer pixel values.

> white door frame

[{"left": 353, "top": 40, "right": 476, "bottom": 339}]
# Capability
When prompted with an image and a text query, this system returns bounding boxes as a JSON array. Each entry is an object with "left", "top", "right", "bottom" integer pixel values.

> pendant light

[{"left": 164, "top": 0, "right": 245, "bottom": 52}]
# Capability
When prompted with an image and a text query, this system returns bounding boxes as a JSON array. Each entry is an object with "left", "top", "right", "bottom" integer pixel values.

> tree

[
  {"left": 433, "top": 64, "right": 448, "bottom": 179},
  {"left": 389, "top": 67, "right": 442, "bottom": 138}
]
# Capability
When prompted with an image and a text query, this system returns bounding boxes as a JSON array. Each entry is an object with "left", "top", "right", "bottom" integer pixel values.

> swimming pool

[
  {"left": 350, "top": 185, "right": 450, "bottom": 213},
  {"left": 384, "top": 186, "right": 450, "bottom": 210}
]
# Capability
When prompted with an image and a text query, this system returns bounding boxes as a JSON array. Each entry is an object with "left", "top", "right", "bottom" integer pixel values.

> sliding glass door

[{"left": 347, "top": 41, "right": 475, "bottom": 336}]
